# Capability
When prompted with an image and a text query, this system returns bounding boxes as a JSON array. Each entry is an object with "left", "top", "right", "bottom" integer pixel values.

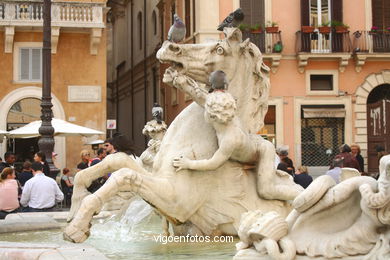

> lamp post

[{"left": 39, "top": 0, "right": 59, "bottom": 179}]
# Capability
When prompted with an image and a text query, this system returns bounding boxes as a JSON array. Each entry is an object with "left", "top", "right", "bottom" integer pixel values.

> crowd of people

[
  {"left": 0, "top": 133, "right": 136, "bottom": 219},
  {"left": 275, "top": 143, "right": 387, "bottom": 189}
]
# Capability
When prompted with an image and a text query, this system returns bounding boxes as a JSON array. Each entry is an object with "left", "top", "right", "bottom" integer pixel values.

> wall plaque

[{"left": 68, "top": 85, "right": 101, "bottom": 102}]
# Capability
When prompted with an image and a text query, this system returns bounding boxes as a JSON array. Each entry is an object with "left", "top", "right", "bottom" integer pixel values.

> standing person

[
  {"left": 34, "top": 152, "right": 51, "bottom": 178},
  {"left": 103, "top": 138, "right": 117, "bottom": 155},
  {"left": 61, "top": 168, "right": 73, "bottom": 207},
  {"left": 0, "top": 168, "right": 20, "bottom": 219},
  {"left": 87, "top": 148, "right": 107, "bottom": 193},
  {"left": 0, "top": 152, "right": 16, "bottom": 172},
  {"left": 333, "top": 144, "right": 360, "bottom": 171},
  {"left": 20, "top": 162, "right": 63, "bottom": 212},
  {"left": 351, "top": 144, "right": 364, "bottom": 173},
  {"left": 17, "top": 161, "right": 33, "bottom": 187},
  {"left": 294, "top": 166, "right": 313, "bottom": 189},
  {"left": 90, "top": 148, "right": 106, "bottom": 166},
  {"left": 77, "top": 150, "right": 91, "bottom": 171}
]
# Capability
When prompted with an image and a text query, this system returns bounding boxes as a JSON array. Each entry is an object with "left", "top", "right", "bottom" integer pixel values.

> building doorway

[
  {"left": 367, "top": 84, "right": 390, "bottom": 174},
  {"left": 6, "top": 98, "right": 41, "bottom": 171}
]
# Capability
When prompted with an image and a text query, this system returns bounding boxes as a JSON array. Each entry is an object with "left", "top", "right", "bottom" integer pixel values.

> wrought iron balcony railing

[
  {"left": 296, "top": 30, "right": 352, "bottom": 53},
  {"left": 0, "top": 1, "right": 104, "bottom": 28},
  {"left": 352, "top": 31, "right": 390, "bottom": 53},
  {"left": 242, "top": 31, "right": 283, "bottom": 54}
]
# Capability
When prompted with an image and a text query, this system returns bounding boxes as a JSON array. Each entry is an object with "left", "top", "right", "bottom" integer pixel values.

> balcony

[
  {"left": 242, "top": 31, "right": 282, "bottom": 73},
  {"left": 352, "top": 31, "right": 390, "bottom": 72},
  {"left": 296, "top": 30, "right": 352, "bottom": 73},
  {"left": 0, "top": 0, "right": 105, "bottom": 54}
]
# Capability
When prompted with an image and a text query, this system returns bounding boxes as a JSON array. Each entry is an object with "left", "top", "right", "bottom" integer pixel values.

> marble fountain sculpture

[
  {"left": 63, "top": 26, "right": 390, "bottom": 260},
  {"left": 64, "top": 27, "right": 302, "bottom": 243}
]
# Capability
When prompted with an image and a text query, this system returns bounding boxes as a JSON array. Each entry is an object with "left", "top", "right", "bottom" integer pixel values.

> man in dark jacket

[{"left": 0, "top": 152, "right": 15, "bottom": 172}]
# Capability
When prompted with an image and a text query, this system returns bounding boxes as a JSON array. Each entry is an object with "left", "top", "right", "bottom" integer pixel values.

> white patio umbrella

[
  {"left": 0, "top": 130, "right": 8, "bottom": 143},
  {"left": 8, "top": 118, "right": 103, "bottom": 138}
]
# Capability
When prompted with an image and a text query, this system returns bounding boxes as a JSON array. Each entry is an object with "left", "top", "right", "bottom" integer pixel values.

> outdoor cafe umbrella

[
  {"left": 8, "top": 118, "right": 103, "bottom": 138},
  {"left": 0, "top": 130, "right": 8, "bottom": 142}
]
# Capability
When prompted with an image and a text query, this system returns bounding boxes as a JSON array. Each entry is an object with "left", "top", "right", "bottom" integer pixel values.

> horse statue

[{"left": 64, "top": 28, "right": 299, "bottom": 243}]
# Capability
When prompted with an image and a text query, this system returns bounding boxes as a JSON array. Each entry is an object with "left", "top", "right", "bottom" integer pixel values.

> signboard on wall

[
  {"left": 107, "top": 120, "right": 116, "bottom": 130},
  {"left": 68, "top": 86, "right": 102, "bottom": 102}
]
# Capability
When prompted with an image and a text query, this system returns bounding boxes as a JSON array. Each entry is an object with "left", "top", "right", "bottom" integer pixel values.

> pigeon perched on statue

[
  {"left": 152, "top": 103, "right": 163, "bottom": 124},
  {"left": 217, "top": 8, "right": 244, "bottom": 31},
  {"left": 208, "top": 70, "right": 229, "bottom": 93},
  {"left": 168, "top": 14, "right": 186, "bottom": 43}
]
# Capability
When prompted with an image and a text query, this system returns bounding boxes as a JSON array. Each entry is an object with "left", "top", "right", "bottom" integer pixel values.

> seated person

[
  {"left": 294, "top": 166, "right": 313, "bottom": 189},
  {"left": 20, "top": 162, "right": 64, "bottom": 212},
  {"left": 17, "top": 161, "right": 33, "bottom": 187},
  {"left": 0, "top": 167, "right": 20, "bottom": 219},
  {"left": 173, "top": 81, "right": 302, "bottom": 201},
  {"left": 326, "top": 158, "right": 343, "bottom": 184}
]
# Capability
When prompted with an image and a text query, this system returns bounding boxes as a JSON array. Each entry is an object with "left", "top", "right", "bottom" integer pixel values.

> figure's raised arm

[
  {"left": 172, "top": 73, "right": 207, "bottom": 106},
  {"left": 173, "top": 143, "right": 234, "bottom": 172}
]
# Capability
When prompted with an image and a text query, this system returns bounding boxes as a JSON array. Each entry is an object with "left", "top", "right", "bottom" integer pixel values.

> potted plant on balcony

[
  {"left": 238, "top": 23, "right": 251, "bottom": 32},
  {"left": 331, "top": 20, "right": 349, "bottom": 33},
  {"left": 250, "top": 24, "right": 262, "bottom": 33},
  {"left": 301, "top": 25, "right": 315, "bottom": 33},
  {"left": 319, "top": 21, "right": 331, "bottom": 34},
  {"left": 265, "top": 21, "right": 279, "bottom": 33},
  {"left": 370, "top": 26, "right": 380, "bottom": 34}
]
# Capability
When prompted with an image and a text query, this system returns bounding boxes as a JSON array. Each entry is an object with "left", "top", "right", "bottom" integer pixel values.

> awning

[{"left": 303, "top": 108, "right": 346, "bottom": 118}]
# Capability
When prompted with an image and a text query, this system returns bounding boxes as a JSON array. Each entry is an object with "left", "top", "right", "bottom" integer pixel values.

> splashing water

[{"left": 89, "top": 198, "right": 155, "bottom": 242}]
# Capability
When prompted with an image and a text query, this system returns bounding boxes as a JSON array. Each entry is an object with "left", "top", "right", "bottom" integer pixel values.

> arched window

[
  {"left": 138, "top": 12, "right": 142, "bottom": 49},
  {"left": 152, "top": 10, "right": 157, "bottom": 35}
]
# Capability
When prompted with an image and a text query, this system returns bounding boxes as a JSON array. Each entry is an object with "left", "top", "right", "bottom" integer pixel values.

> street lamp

[{"left": 39, "top": 0, "right": 59, "bottom": 179}]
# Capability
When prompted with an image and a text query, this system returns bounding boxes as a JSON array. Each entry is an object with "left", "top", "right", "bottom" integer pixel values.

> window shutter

[
  {"left": 20, "top": 48, "right": 30, "bottom": 80},
  {"left": 372, "top": 0, "right": 390, "bottom": 29},
  {"left": 252, "top": 0, "right": 265, "bottom": 27},
  {"left": 331, "top": 0, "right": 342, "bottom": 22},
  {"left": 240, "top": 0, "right": 264, "bottom": 26},
  {"left": 301, "top": 0, "right": 310, "bottom": 26},
  {"left": 31, "top": 48, "right": 41, "bottom": 80},
  {"left": 385, "top": 0, "right": 390, "bottom": 28},
  {"left": 240, "top": 0, "right": 252, "bottom": 25},
  {"left": 185, "top": 0, "right": 191, "bottom": 37}
]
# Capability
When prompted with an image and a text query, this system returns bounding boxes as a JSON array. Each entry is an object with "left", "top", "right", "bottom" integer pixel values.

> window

[
  {"left": 310, "top": 75, "right": 333, "bottom": 91},
  {"left": 258, "top": 105, "right": 276, "bottom": 145},
  {"left": 301, "top": 116, "right": 344, "bottom": 166},
  {"left": 138, "top": 12, "right": 142, "bottom": 49},
  {"left": 310, "top": 0, "right": 330, "bottom": 27},
  {"left": 306, "top": 70, "right": 338, "bottom": 95},
  {"left": 19, "top": 47, "right": 42, "bottom": 81}
]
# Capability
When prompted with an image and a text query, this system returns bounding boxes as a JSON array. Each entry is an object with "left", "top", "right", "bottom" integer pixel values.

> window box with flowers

[
  {"left": 265, "top": 21, "right": 279, "bottom": 33},
  {"left": 301, "top": 26, "right": 315, "bottom": 33},
  {"left": 318, "top": 21, "right": 331, "bottom": 34},
  {"left": 331, "top": 20, "right": 349, "bottom": 33},
  {"left": 250, "top": 24, "right": 262, "bottom": 33},
  {"left": 370, "top": 26, "right": 380, "bottom": 35}
]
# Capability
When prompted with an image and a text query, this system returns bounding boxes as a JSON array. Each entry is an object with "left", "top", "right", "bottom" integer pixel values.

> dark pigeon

[
  {"left": 217, "top": 8, "right": 244, "bottom": 31},
  {"left": 152, "top": 103, "right": 163, "bottom": 124},
  {"left": 209, "top": 70, "right": 228, "bottom": 93},
  {"left": 168, "top": 14, "right": 186, "bottom": 43}
]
